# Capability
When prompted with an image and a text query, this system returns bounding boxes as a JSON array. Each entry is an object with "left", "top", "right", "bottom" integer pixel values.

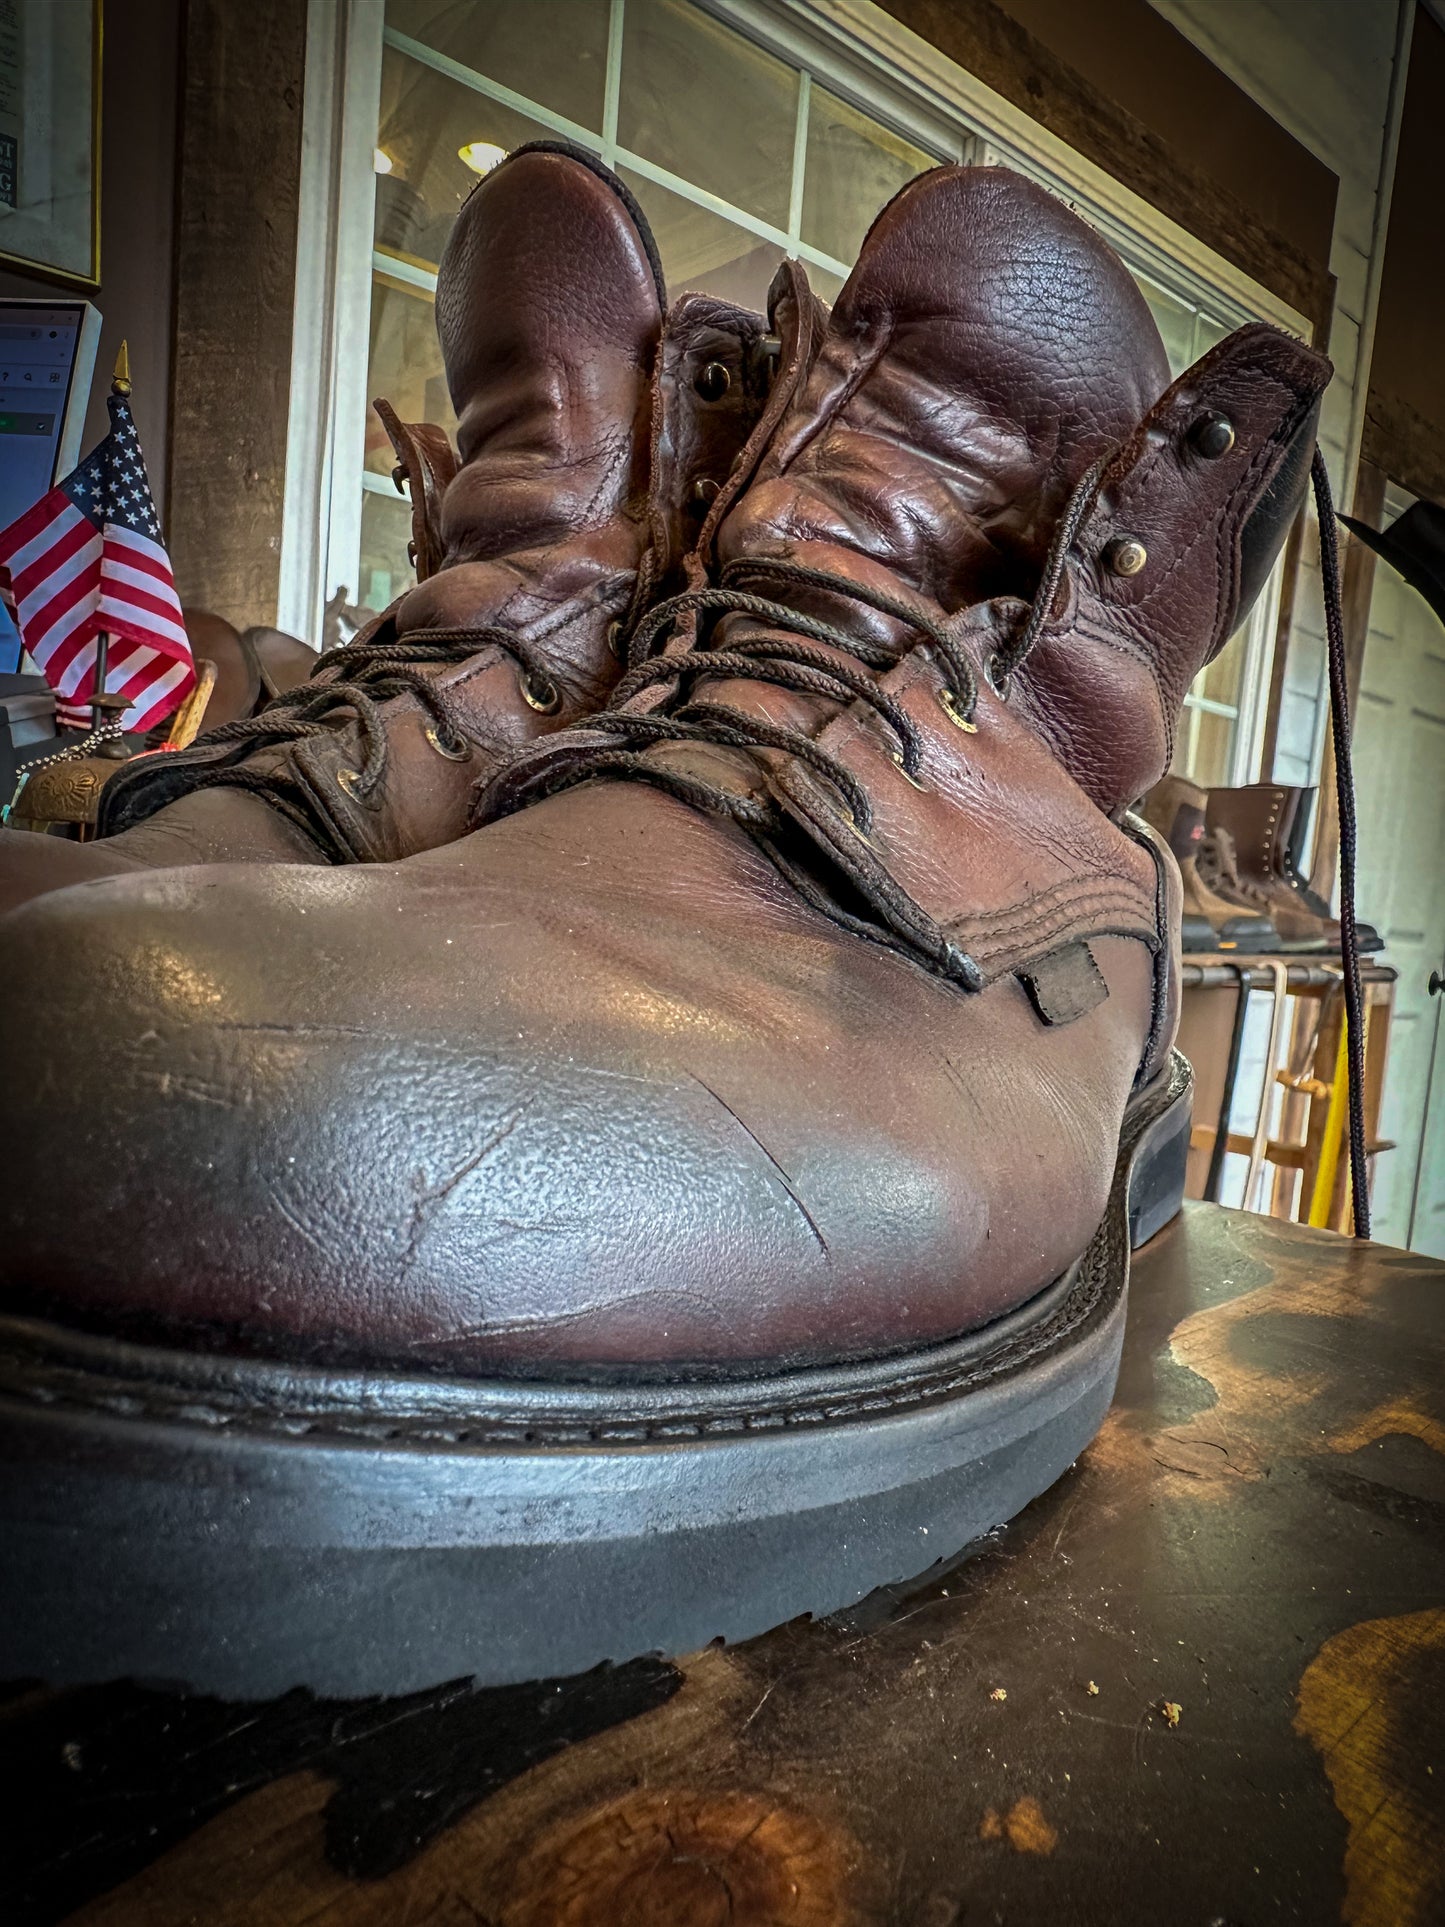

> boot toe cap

[{"left": 0, "top": 816, "right": 1145, "bottom": 1378}]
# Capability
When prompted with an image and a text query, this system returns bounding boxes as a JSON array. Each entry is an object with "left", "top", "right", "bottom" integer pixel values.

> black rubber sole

[{"left": 0, "top": 1051, "right": 1191, "bottom": 1697}]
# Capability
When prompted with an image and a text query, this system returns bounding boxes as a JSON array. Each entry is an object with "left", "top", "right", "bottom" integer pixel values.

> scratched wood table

[{"left": 5, "top": 1203, "right": 1443, "bottom": 1926}]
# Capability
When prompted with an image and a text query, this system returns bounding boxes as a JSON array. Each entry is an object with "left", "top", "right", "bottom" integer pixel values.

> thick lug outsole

[{"left": 0, "top": 1052, "right": 1192, "bottom": 1698}]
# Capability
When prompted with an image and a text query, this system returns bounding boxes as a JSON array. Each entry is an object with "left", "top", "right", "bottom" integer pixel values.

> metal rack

[{"left": 1178, "top": 956, "right": 1397, "bottom": 1233}]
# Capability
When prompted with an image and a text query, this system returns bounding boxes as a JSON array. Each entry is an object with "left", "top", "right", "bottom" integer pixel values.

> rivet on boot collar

[
  {"left": 1103, "top": 536, "right": 1148, "bottom": 577},
  {"left": 1189, "top": 413, "right": 1236, "bottom": 459}
]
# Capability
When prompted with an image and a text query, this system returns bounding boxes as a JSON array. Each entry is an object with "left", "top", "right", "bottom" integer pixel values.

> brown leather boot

[
  {"left": 0, "top": 141, "right": 780, "bottom": 914},
  {"left": 1204, "top": 783, "right": 1338, "bottom": 947},
  {"left": 0, "top": 166, "right": 1328, "bottom": 1695},
  {"left": 1207, "top": 781, "right": 1384, "bottom": 953},
  {"left": 1140, "top": 774, "right": 1281, "bottom": 951},
  {"left": 1282, "top": 785, "right": 1384, "bottom": 952}
]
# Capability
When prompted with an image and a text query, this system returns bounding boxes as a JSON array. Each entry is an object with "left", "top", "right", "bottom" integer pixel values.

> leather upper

[
  {"left": 1014, "top": 326, "right": 1330, "bottom": 811},
  {"left": 0, "top": 147, "right": 775, "bottom": 914},
  {"left": 0, "top": 164, "right": 1327, "bottom": 1381}
]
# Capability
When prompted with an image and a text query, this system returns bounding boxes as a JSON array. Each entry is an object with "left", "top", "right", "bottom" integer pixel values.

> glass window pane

[
  {"left": 806, "top": 261, "right": 846, "bottom": 306},
  {"left": 384, "top": 0, "right": 609, "bottom": 132},
  {"left": 1177, "top": 704, "right": 1234, "bottom": 788},
  {"left": 620, "top": 169, "right": 784, "bottom": 310},
  {"left": 376, "top": 48, "right": 557, "bottom": 271},
  {"left": 1139, "top": 280, "right": 1196, "bottom": 378},
  {"left": 801, "top": 88, "right": 934, "bottom": 264},
  {"left": 619, "top": 0, "right": 797, "bottom": 232},
  {"left": 365, "top": 277, "right": 458, "bottom": 478},
  {"left": 1197, "top": 632, "right": 1246, "bottom": 709},
  {"left": 359, "top": 488, "right": 414, "bottom": 614},
  {"left": 1192, "top": 310, "right": 1229, "bottom": 361}
]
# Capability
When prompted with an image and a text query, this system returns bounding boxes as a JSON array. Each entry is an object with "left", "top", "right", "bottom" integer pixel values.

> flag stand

[
  {"left": 85, "top": 348, "right": 139, "bottom": 759},
  {"left": 87, "top": 630, "right": 131, "bottom": 759}
]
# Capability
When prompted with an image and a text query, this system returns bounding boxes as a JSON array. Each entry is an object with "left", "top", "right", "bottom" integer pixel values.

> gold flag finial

[{"left": 112, "top": 341, "right": 131, "bottom": 397}]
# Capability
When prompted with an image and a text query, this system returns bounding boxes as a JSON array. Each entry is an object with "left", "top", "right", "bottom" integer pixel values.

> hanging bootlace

[{"left": 1312, "top": 448, "right": 1370, "bottom": 1238}]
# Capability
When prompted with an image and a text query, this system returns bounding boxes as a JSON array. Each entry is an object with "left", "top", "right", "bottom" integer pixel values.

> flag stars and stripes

[{"left": 0, "top": 393, "right": 193, "bottom": 734}]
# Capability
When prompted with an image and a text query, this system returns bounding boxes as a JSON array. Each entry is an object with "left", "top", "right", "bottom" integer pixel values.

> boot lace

[
  {"left": 187, "top": 620, "right": 562, "bottom": 801},
  {"left": 539, "top": 556, "right": 981, "bottom": 839}
]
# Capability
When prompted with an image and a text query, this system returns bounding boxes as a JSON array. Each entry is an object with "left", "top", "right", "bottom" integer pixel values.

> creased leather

[{"left": 1013, "top": 325, "right": 1331, "bottom": 811}]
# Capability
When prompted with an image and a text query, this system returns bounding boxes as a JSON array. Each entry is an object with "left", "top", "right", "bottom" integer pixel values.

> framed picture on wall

[{"left": 0, "top": 0, "right": 101, "bottom": 289}]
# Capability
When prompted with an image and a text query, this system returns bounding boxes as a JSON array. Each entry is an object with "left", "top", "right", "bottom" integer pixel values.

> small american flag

[{"left": 0, "top": 391, "right": 194, "bottom": 734}]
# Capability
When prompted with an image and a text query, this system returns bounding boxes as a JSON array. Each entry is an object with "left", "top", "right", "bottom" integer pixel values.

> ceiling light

[
  {"left": 374, "top": 148, "right": 394, "bottom": 175},
  {"left": 458, "top": 141, "right": 508, "bottom": 176}
]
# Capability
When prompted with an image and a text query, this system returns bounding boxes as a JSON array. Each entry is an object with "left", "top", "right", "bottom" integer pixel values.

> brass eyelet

[
  {"left": 694, "top": 361, "right": 731, "bottom": 401},
  {"left": 890, "top": 749, "right": 929, "bottom": 791},
  {"left": 425, "top": 724, "right": 470, "bottom": 762},
  {"left": 937, "top": 687, "right": 978, "bottom": 733},
  {"left": 607, "top": 620, "right": 625, "bottom": 659},
  {"left": 335, "top": 767, "right": 362, "bottom": 796},
  {"left": 391, "top": 463, "right": 407, "bottom": 495},
  {"left": 691, "top": 476, "right": 720, "bottom": 507},
  {"left": 844, "top": 809, "right": 877, "bottom": 848},
  {"left": 520, "top": 670, "right": 562, "bottom": 715}
]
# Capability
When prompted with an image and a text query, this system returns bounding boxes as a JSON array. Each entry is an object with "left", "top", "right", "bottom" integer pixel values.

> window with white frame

[{"left": 286, "top": 0, "right": 1302, "bottom": 791}]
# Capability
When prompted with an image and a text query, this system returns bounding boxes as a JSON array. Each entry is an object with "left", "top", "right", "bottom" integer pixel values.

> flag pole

[{"left": 91, "top": 343, "right": 134, "bottom": 758}]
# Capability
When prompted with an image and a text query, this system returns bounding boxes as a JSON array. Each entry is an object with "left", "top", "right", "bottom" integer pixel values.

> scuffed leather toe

[{"left": 0, "top": 786, "right": 1153, "bottom": 1379}]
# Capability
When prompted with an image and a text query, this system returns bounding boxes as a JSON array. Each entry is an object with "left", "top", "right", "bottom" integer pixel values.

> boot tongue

[{"left": 655, "top": 164, "right": 1170, "bottom": 788}]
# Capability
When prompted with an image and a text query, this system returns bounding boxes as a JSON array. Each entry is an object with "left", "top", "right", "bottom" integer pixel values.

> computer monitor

[{"left": 0, "top": 298, "right": 102, "bottom": 672}]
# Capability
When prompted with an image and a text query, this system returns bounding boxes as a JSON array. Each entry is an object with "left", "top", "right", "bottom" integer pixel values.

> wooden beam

[{"left": 166, "top": 0, "right": 308, "bottom": 629}]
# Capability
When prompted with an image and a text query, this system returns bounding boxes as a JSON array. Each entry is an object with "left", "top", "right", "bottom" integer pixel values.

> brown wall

[
  {"left": 0, "top": 0, "right": 181, "bottom": 507},
  {"left": 1364, "top": 6, "right": 1445, "bottom": 507},
  {"left": 877, "top": 0, "right": 1338, "bottom": 335}
]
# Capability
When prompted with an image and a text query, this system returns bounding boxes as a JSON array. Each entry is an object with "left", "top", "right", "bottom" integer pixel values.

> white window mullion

[
  {"left": 373, "top": 250, "right": 438, "bottom": 295},
  {"left": 602, "top": 0, "right": 625, "bottom": 165},
  {"left": 786, "top": 69, "right": 810, "bottom": 254},
  {"left": 324, "top": 0, "right": 387, "bottom": 628}
]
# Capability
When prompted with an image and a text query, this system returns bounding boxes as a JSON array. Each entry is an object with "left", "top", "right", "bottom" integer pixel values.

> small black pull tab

[{"left": 1017, "top": 941, "right": 1109, "bottom": 1027}]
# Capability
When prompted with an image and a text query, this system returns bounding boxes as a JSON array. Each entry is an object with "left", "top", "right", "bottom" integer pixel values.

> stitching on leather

[{"left": 944, "top": 877, "right": 1155, "bottom": 946}]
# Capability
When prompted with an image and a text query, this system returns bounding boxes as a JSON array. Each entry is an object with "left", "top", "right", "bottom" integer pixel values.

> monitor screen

[{"left": 0, "top": 299, "right": 101, "bottom": 672}]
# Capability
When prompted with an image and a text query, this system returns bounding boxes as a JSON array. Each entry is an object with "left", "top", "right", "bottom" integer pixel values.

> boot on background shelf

[
  {"left": 1204, "top": 782, "right": 1379, "bottom": 952},
  {"left": 1140, "top": 774, "right": 1282, "bottom": 952},
  {"left": 1279, "top": 784, "right": 1385, "bottom": 953}
]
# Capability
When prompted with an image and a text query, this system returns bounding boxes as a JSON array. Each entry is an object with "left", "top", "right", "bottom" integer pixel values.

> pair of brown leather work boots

[
  {"left": 0, "top": 142, "right": 1337, "bottom": 1695},
  {"left": 1145, "top": 774, "right": 1383, "bottom": 953}
]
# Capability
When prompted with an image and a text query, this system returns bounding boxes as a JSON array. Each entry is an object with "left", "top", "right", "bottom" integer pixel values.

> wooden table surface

[{"left": 5, "top": 1204, "right": 1444, "bottom": 1926}]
